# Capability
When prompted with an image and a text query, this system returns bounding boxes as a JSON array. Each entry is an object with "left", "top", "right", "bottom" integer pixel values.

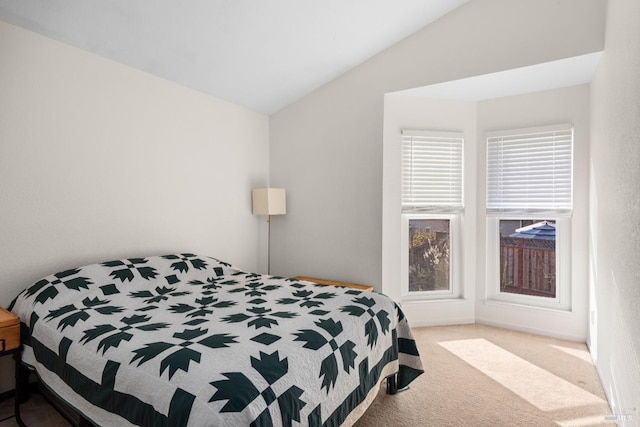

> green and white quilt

[{"left": 11, "top": 254, "right": 423, "bottom": 426}]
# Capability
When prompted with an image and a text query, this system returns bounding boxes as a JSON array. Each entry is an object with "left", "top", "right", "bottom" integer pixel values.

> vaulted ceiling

[{"left": 0, "top": 0, "right": 469, "bottom": 114}]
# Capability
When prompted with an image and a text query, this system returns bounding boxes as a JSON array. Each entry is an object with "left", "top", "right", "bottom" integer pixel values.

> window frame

[
  {"left": 484, "top": 124, "right": 573, "bottom": 311},
  {"left": 401, "top": 213, "right": 462, "bottom": 301},
  {"left": 486, "top": 215, "right": 571, "bottom": 310},
  {"left": 399, "top": 128, "right": 465, "bottom": 302}
]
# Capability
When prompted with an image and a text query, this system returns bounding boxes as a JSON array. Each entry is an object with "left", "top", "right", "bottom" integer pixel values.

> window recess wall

[
  {"left": 475, "top": 85, "right": 590, "bottom": 341},
  {"left": 383, "top": 85, "right": 589, "bottom": 339},
  {"left": 382, "top": 95, "right": 477, "bottom": 327}
]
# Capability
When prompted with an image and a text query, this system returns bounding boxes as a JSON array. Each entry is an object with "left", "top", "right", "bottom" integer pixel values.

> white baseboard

[
  {"left": 475, "top": 318, "right": 586, "bottom": 342},
  {"left": 408, "top": 318, "right": 475, "bottom": 329}
]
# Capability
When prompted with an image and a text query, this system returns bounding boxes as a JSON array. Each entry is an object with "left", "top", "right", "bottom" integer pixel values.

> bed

[{"left": 9, "top": 253, "right": 424, "bottom": 426}]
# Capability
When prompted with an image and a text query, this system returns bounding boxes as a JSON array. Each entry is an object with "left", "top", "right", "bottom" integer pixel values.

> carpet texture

[
  {"left": 0, "top": 324, "right": 613, "bottom": 426},
  {"left": 355, "top": 324, "right": 614, "bottom": 427}
]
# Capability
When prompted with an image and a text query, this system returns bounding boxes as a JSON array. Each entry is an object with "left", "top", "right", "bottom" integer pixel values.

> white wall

[
  {"left": 475, "top": 84, "right": 591, "bottom": 341},
  {"left": 269, "top": 0, "right": 605, "bottom": 290},
  {"left": 589, "top": 0, "right": 640, "bottom": 421},
  {"left": 0, "top": 21, "right": 269, "bottom": 390},
  {"left": 0, "top": 21, "right": 270, "bottom": 303}
]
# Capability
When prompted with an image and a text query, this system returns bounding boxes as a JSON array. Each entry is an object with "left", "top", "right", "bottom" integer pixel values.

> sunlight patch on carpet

[
  {"left": 439, "top": 338, "right": 604, "bottom": 411},
  {"left": 550, "top": 344, "right": 593, "bottom": 364}
]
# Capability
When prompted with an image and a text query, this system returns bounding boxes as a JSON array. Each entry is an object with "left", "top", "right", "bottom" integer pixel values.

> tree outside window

[{"left": 408, "top": 219, "right": 450, "bottom": 292}]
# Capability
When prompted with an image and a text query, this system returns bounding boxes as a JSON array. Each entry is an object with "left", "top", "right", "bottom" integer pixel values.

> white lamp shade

[{"left": 252, "top": 188, "right": 286, "bottom": 215}]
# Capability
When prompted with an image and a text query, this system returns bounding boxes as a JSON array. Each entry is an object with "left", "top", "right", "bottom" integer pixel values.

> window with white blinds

[
  {"left": 401, "top": 130, "right": 464, "bottom": 213},
  {"left": 486, "top": 125, "right": 573, "bottom": 215}
]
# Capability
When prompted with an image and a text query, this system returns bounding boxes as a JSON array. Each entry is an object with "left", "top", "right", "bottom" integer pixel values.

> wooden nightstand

[
  {"left": 0, "top": 307, "right": 25, "bottom": 427},
  {"left": 295, "top": 276, "right": 374, "bottom": 292}
]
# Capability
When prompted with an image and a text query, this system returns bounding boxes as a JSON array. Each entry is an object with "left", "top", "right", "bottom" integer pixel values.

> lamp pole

[
  {"left": 251, "top": 187, "right": 286, "bottom": 276},
  {"left": 267, "top": 214, "right": 272, "bottom": 275}
]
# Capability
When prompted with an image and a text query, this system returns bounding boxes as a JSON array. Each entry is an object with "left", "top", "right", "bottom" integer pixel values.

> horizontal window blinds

[
  {"left": 401, "top": 130, "right": 464, "bottom": 213},
  {"left": 486, "top": 125, "right": 573, "bottom": 215}
]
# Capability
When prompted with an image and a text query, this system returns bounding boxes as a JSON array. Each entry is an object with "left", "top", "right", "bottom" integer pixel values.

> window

[
  {"left": 499, "top": 219, "right": 556, "bottom": 298},
  {"left": 401, "top": 130, "right": 463, "bottom": 300},
  {"left": 485, "top": 124, "right": 573, "bottom": 309}
]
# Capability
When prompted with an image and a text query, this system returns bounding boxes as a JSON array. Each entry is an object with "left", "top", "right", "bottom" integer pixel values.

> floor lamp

[{"left": 252, "top": 188, "right": 286, "bottom": 275}]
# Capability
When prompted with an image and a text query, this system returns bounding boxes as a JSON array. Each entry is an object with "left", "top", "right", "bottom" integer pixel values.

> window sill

[
  {"left": 482, "top": 298, "right": 573, "bottom": 314},
  {"left": 401, "top": 297, "right": 467, "bottom": 304}
]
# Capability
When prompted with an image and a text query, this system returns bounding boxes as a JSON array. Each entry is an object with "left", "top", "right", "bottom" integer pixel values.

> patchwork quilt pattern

[{"left": 10, "top": 254, "right": 424, "bottom": 426}]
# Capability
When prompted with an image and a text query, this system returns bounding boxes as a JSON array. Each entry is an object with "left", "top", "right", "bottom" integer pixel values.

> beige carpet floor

[
  {"left": 0, "top": 324, "right": 613, "bottom": 427},
  {"left": 355, "top": 324, "right": 613, "bottom": 427}
]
